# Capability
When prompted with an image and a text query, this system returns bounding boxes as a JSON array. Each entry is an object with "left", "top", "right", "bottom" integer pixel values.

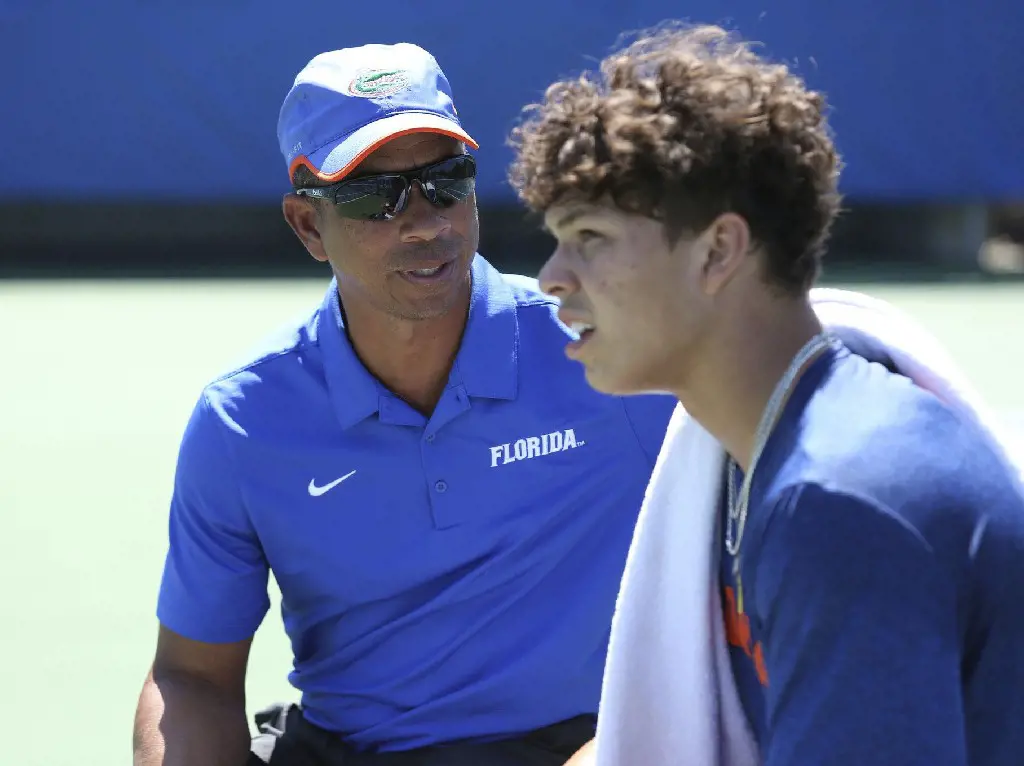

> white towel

[{"left": 592, "top": 287, "right": 1024, "bottom": 766}]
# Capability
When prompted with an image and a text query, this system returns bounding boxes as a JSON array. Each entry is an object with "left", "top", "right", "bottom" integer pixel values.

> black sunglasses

[{"left": 295, "top": 154, "right": 477, "bottom": 221}]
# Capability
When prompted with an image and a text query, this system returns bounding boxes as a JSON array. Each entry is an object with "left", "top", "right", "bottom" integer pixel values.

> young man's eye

[{"left": 578, "top": 229, "right": 603, "bottom": 243}]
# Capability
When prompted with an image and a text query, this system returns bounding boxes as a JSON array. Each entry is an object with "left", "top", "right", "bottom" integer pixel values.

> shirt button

[
  {"left": 425, "top": 433, "right": 435, "bottom": 443},
  {"left": 434, "top": 480, "right": 448, "bottom": 493}
]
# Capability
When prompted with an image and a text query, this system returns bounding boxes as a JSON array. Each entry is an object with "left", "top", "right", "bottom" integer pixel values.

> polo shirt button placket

[{"left": 434, "top": 479, "right": 448, "bottom": 493}]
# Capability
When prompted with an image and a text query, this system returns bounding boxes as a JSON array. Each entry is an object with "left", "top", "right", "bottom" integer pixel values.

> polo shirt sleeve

[
  {"left": 156, "top": 391, "right": 270, "bottom": 643},
  {"left": 753, "top": 483, "right": 967, "bottom": 766}
]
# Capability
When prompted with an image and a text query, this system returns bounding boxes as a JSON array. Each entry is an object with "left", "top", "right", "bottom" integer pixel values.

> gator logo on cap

[{"left": 347, "top": 69, "right": 410, "bottom": 98}]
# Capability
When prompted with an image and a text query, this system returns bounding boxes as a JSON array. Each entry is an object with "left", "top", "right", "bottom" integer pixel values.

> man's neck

[
  {"left": 671, "top": 294, "right": 824, "bottom": 471},
  {"left": 341, "top": 289, "right": 472, "bottom": 416}
]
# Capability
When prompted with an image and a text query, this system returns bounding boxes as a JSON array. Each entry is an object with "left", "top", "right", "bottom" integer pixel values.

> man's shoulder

[
  {"left": 485, "top": 270, "right": 579, "bottom": 353},
  {"left": 199, "top": 305, "right": 323, "bottom": 414},
  {"left": 498, "top": 272, "right": 557, "bottom": 308},
  {"left": 496, "top": 269, "right": 675, "bottom": 444},
  {"left": 497, "top": 271, "right": 576, "bottom": 334}
]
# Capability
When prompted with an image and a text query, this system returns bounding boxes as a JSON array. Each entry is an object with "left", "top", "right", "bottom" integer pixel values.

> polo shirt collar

[
  {"left": 315, "top": 255, "right": 520, "bottom": 430},
  {"left": 315, "top": 279, "right": 382, "bottom": 430},
  {"left": 451, "top": 255, "right": 519, "bottom": 401}
]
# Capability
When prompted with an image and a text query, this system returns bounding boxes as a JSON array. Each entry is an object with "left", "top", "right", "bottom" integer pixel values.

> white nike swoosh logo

[{"left": 308, "top": 470, "right": 357, "bottom": 497}]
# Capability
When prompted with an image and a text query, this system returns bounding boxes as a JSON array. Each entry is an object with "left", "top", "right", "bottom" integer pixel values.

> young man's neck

[
  {"left": 671, "top": 292, "right": 823, "bottom": 471},
  {"left": 340, "top": 288, "right": 472, "bottom": 416}
]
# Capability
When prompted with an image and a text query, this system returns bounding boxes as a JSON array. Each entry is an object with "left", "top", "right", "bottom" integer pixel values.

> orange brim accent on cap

[{"left": 288, "top": 127, "right": 480, "bottom": 184}]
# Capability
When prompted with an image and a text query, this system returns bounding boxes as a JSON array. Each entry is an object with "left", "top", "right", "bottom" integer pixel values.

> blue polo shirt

[
  {"left": 157, "top": 255, "right": 675, "bottom": 751},
  {"left": 720, "top": 342, "right": 1024, "bottom": 766}
]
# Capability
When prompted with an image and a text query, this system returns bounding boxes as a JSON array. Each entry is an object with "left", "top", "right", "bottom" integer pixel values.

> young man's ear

[{"left": 700, "top": 213, "right": 751, "bottom": 296}]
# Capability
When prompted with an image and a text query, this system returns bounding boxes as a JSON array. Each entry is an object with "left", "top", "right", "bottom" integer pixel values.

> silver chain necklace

[{"left": 725, "top": 332, "right": 836, "bottom": 614}]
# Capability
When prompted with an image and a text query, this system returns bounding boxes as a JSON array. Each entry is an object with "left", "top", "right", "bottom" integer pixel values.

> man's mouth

[
  {"left": 398, "top": 260, "right": 455, "bottom": 284},
  {"left": 409, "top": 265, "right": 443, "bottom": 277},
  {"left": 569, "top": 321, "right": 595, "bottom": 339},
  {"left": 566, "top": 321, "right": 596, "bottom": 357}
]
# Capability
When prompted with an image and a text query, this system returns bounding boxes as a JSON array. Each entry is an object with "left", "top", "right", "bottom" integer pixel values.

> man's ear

[
  {"left": 282, "top": 194, "right": 329, "bottom": 263},
  {"left": 699, "top": 212, "right": 751, "bottom": 296}
]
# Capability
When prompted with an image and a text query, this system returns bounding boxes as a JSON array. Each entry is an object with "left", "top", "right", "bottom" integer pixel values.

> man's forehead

[
  {"left": 544, "top": 199, "right": 616, "bottom": 231},
  {"left": 357, "top": 133, "right": 463, "bottom": 173}
]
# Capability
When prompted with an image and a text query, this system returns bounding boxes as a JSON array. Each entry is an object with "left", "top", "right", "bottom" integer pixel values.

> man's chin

[{"left": 392, "top": 272, "right": 470, "bottom": 321}]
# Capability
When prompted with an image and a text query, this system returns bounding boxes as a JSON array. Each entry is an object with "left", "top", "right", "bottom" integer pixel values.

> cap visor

[{"left": 291, "top": 112, "right": 478, "bottom": 183}]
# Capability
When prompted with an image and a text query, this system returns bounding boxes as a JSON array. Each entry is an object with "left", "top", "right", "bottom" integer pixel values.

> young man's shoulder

[
  {"left": 763, "top": 350, "right": 1024, "bottom": 589},
  {"left": 794, "top": 351, "right": 1021, "bottom": 512}
]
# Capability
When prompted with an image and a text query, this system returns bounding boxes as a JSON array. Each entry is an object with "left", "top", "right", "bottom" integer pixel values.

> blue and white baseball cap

[{"left": 278, "top": 43, "right": 479, "bottom": 184}]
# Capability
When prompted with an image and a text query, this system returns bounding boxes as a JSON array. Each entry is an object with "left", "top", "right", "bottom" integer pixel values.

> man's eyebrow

[{"left": 544, "top": 206, "right": 592, "bottom": 234}]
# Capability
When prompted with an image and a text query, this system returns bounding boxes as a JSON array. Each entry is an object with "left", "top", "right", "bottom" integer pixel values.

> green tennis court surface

[{"left": 1, "top": 279, "right": 1021, "bottom": 765}]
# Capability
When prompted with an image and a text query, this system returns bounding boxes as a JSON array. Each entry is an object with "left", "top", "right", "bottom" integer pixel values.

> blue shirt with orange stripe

[
  {"left": 721, "top": 342, "right": 1024, "bottom": 766},
  {"left": 156, "top": 255, "right": 675, "bottom": 751}
]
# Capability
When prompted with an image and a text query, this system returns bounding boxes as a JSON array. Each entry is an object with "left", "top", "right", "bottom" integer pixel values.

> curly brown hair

[{"left": 508, "top": 23, "right": 842, "bottom": 293}]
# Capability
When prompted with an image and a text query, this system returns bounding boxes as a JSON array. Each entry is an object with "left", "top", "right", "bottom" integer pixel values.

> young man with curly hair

[{"left": 510, "top": 24, "right": 1024, "bottom": 766}]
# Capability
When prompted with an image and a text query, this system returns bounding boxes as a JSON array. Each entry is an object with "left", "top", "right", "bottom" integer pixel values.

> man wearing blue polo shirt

[{"left": 131, "top": 43, "right": 674, "bottom": 766}]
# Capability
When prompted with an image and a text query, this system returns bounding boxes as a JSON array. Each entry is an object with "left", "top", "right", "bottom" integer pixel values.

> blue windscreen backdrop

[{"left": 1, "top": 1, "right": 1020, "bottom": 203}]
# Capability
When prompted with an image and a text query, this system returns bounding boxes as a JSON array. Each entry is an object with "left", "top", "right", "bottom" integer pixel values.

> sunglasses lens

[
  {"left": 334, "top": 176, "right": 407, "bottom": 220},
  {"left": 325, "top": 155, "right": 477, "bottom": 220},
  {"left": 421, "top": 156, "right": 476, "bottom": 207}
]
